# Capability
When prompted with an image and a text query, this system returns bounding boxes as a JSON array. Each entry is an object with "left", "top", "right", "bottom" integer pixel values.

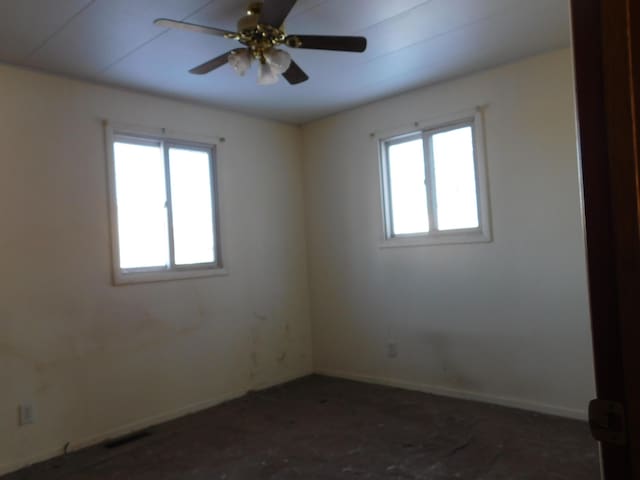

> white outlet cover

[{"left": 19, "top": 403, "right": 35, "bottom": 425}]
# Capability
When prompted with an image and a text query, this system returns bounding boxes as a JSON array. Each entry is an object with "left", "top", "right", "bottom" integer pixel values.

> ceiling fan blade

[
  {"left": 189, "top": 51, "right": 236, "bottom": 75},
  {"left": 260, "top": 0, "right": 298, "bottom": 27},
  {"left": 154, "top": 18, "right": 237, "bottom": 38},
  {"left": 286, "top": 35, "right": 367, "bottom": 52},
  {"left": 282, "top": 60, "right": 309, "bottom": 85}
]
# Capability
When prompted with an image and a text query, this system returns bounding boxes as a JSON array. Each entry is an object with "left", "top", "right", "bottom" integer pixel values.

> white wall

[
  {"left": 0, "top": 65, "right": 312, "bottom": 474},
  {"left": 0, "top": 48, "right": 596, "bottom": 475},
  {"left": 302, "top": 49, "right": 595, "bottom": 418}
]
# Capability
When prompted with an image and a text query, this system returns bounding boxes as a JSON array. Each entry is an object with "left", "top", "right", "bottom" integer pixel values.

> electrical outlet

[
  {"left": 19, "top": 403, "right": 35, "bottom": 426},
  {"left": 387, "top": 342, "right": 398, "bottom": 359}
]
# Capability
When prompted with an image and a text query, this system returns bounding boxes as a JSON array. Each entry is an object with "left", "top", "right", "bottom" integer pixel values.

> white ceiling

[{"left": 0, "top": 0, "right": 571, "bottom": 124}]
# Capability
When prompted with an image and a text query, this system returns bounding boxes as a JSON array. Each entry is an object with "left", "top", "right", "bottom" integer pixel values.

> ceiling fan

[{"left": 154, "top": 0, "right": 367, "bottom": 86}]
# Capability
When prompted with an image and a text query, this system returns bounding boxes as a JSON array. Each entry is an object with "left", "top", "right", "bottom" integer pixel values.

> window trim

[
  {"left": 378, "top": 110, "right": 492, "bottom": 248},
  {"left": 105, "top": 123, "right": 226, "bottom": 285}
]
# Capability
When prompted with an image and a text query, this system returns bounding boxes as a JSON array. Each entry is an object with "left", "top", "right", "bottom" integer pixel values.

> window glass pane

[
  {"left": 169, "top": 147, "right": 216, "bottom": 265},
  {"left": 432, "top": 126, "right": 480, "bottom": 230},
  {"left": 113, "top": 141, "right": 170, "bottom": 269},
  {"left": 387, "top": 138, "right": 430, "bottom": 235}
]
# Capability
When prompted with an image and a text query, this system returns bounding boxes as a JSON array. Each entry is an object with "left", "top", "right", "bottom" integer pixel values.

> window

[
  {"left": 106, "top": 127, "right": 223, "bottom": 284},
  {"left": 379, "top": 113, "right": 491, "bottom": 246}
]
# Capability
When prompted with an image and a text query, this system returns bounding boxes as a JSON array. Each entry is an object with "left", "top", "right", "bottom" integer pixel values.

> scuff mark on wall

[{"left": 248, "top": 311, "right": 299, "bottom": 388}]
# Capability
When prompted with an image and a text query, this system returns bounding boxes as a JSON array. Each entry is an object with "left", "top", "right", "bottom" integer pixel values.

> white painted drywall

[
  {"left": 0, "top": 65, "right": 312, "bottom": 474},
  {"left": 302, "top": 49, "right": 595, "bottom": 419},
  {"left": 0, "top": 48, "right": 597, "bottom": 475}
]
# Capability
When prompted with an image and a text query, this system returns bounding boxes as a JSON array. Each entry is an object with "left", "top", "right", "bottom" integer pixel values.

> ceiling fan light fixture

[
  {"left": 228, "top": 49, "right": 252, "bottom": 76},
  {"left": 264, "top": 48, "right": 292, "bottom": 74},
  {"left": 257, "top": 62, "right": 280, "bottom": 85}
]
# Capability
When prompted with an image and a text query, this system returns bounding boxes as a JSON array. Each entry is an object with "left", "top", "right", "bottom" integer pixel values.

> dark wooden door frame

[{"left": 571, "top": 0, "right": 640, "bottom": 478}]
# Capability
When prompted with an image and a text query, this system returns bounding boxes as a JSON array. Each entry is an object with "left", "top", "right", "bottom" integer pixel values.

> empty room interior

[{"left": 0, "top": 0, "right": 601, "bottom": 478}]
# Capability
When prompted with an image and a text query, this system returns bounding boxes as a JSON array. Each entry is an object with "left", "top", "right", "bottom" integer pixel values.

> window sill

[
  {"left": 113, "top": 267, "right": 228, "bottom": 286},
  {"left": 380, "top": 230, "right": 492, "bottom": 248}
]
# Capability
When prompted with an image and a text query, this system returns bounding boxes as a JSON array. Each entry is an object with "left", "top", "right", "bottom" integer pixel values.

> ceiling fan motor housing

[
  {"left": 236, "top": 1, "right": 289, "bottom": 62},
  {"left": 238, "top": 2, "right": 263, "bottom": 33}
]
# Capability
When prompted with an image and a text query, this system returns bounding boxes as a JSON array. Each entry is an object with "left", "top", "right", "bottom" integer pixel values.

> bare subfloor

[{"left": 4, "top": 376, "right": 599, "bottom": 479}]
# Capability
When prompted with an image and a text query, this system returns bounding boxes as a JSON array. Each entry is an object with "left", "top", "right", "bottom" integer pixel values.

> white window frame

[
  {"left": 105, "top": 123, "right": 226, "bottom": 285},
  {"left": 379, "top": 110, "right": 492, "bottom": 247}
]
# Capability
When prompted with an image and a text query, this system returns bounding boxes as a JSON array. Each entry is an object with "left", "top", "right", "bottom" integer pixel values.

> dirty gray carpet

[{"left": 3, "top": 375, "right": 599, "bottom": 479}]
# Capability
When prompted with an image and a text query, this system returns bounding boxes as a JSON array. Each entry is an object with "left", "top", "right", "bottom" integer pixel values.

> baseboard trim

[
  {"left": 315, "top": 369, "right": 588, "bottom": 421},
  {"left": 0, "top": 370, "right": 310, "bottom": 477}
]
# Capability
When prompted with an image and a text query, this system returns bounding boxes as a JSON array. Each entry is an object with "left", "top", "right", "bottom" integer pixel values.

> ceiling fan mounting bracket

[{"left": 246, "top": 2, "right": 263, "bottom": 16}]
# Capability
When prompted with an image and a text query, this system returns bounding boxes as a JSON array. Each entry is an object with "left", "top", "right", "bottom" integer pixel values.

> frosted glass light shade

[
  {"left": 264, "top": 48, "right": 292, "bottom": 74},
  {"left": 228, "top": 49, "right": 252, "bottom": 76},
  {"left": 257, "top": 62, "right": 279, "bottom": 85}
]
